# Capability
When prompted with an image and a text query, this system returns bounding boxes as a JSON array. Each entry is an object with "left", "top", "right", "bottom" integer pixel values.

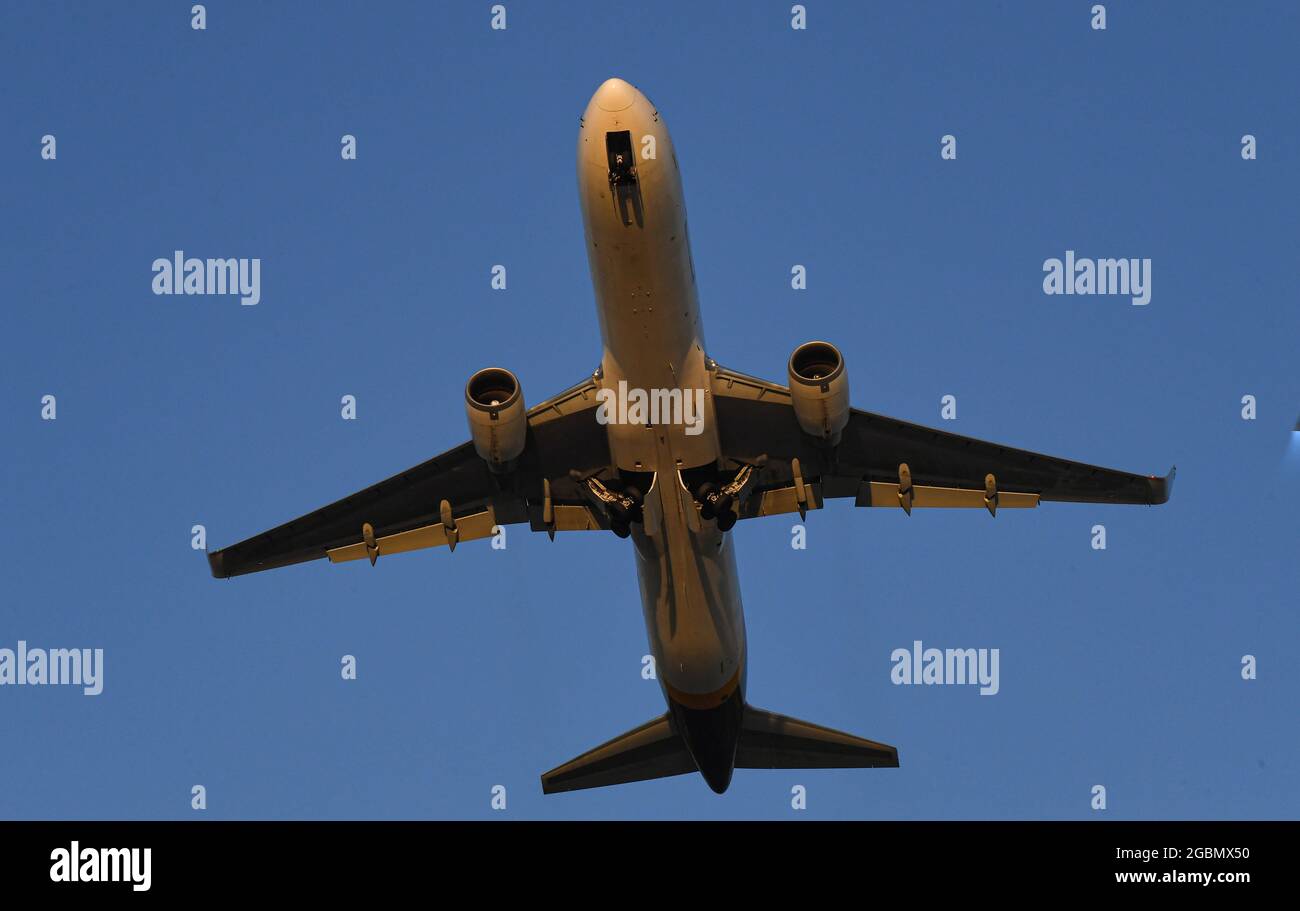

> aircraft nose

[{"left": 592, "top": 77, "right": 638, "bottom": 112}]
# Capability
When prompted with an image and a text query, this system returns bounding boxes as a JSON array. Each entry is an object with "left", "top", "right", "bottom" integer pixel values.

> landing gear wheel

[
  {"left": 697, "top": 482, "right": 719, "bottom": 520},
  {"left": 716, "top": 509, "right": 738, "bottom": 532},
  {"left": 624, "top": 486, "right": 644, "bottom": 524},
  {"left": 611, "top": 517, "right": 631, "bottom": 538}
]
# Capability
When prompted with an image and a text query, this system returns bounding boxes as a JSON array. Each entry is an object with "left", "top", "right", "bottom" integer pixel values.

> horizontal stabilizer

[
  {"left": 736, "top": 706, "right": 899, "bottom": 769},
  {"left": 541, "top": 713, "right": 696, "bottom": 794}
]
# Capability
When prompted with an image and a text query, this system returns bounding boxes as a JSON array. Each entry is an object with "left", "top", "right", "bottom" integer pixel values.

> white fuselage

[{"left": 577, "top": 79, "right": 747, "bottom": 717}]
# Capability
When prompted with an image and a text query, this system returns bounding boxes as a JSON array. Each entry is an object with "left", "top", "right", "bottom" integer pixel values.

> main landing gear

[
  {"left": 695, "top": 481, "right": 738, "bottom": 531},
  {"left": 691, "top": 462, "right": 759, "bottom": 532},
  {"left": 578, "top": 474, "right": 644, "bottom": 538}
]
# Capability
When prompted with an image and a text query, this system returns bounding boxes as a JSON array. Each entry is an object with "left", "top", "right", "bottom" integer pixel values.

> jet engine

[
  {"left": 465, "top": 367, "right": 527, "bottom": 472},
  {"left": 787, "top": 341, "right": 850, "bottom": 445}
]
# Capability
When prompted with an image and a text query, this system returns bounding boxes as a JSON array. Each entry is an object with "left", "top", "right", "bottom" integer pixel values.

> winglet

[
  {"left": 208, "top": 550, "right": 230, "bottom": 579},
  {"left": 1149, "top": 466, "right": 1176, "bottom": 505}
]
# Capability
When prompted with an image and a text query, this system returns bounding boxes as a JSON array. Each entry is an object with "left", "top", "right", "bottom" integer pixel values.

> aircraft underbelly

[
  {"left": 579, "top": 122, "right": 719, "bottom": 471},
  {"left": 632, "top": 467, "right": 746, "bottom": 707},
  {"left": 578, "top": 81, "right": 745, "bottom": 709}
]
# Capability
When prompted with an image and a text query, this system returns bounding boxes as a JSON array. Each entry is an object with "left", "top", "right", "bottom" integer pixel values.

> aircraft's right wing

[
  {"left": 208, "top": 376, "right": 614, "bottom": 578},
  {"left": 710, "top": 366, "right": 1174, "bottom": 519}
]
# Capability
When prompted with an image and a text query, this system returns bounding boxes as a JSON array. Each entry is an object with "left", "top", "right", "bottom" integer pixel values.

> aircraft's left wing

[
  {"left": 208, "top": 377, "right": 612, "bottom": 578},
  {"left": 709, "top": 366, "right": 1174, "bottom": 520}
]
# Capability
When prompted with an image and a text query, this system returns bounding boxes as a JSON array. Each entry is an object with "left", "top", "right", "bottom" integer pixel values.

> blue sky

[{"left": 1, "top": 1, "right": 1296, "bottom": 819}]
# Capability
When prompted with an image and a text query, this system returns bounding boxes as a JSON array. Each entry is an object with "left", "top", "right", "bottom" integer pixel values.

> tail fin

[
  {"left": 540, "top": 706, "right": 898, "bottom": 794},
  {"left": 736, "top": 706, "right": 899, "bottom": 769},
  {"left": 540, "top": 713, "right": 696, "bottom": 794}
]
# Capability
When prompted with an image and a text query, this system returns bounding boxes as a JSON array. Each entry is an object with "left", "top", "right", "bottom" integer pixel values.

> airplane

[{"left": 208, "top": 77, "right": 1175, "bottom": 795}]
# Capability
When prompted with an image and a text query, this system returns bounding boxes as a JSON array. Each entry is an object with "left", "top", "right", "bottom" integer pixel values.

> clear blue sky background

[{"left": 2, "top": 1, "right": 1296, "bottom": 820}]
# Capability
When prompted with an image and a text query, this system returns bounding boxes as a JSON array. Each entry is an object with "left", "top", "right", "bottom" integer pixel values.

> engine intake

[
  {"left": 465, "top": 367, "right": 527, "bottom": 471},
  {"left": 787, "top": 341, "right": 850, "bottom": 445}
]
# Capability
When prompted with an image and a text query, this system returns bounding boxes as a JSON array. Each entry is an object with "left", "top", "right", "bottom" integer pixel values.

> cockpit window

[
  {"left": 606, "top": 131, "right": 638, "bottom": 187},
  {"left": 605, "top": 130, "right": 643, "bottom": 227}
]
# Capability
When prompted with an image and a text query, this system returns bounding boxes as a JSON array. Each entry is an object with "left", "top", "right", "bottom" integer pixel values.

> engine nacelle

[
  {"left": 787, "top": 341, "right": 850, "bottom": 445},
  {"left": 465, "top": 367, "right": 527, "bottom": 472}
]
